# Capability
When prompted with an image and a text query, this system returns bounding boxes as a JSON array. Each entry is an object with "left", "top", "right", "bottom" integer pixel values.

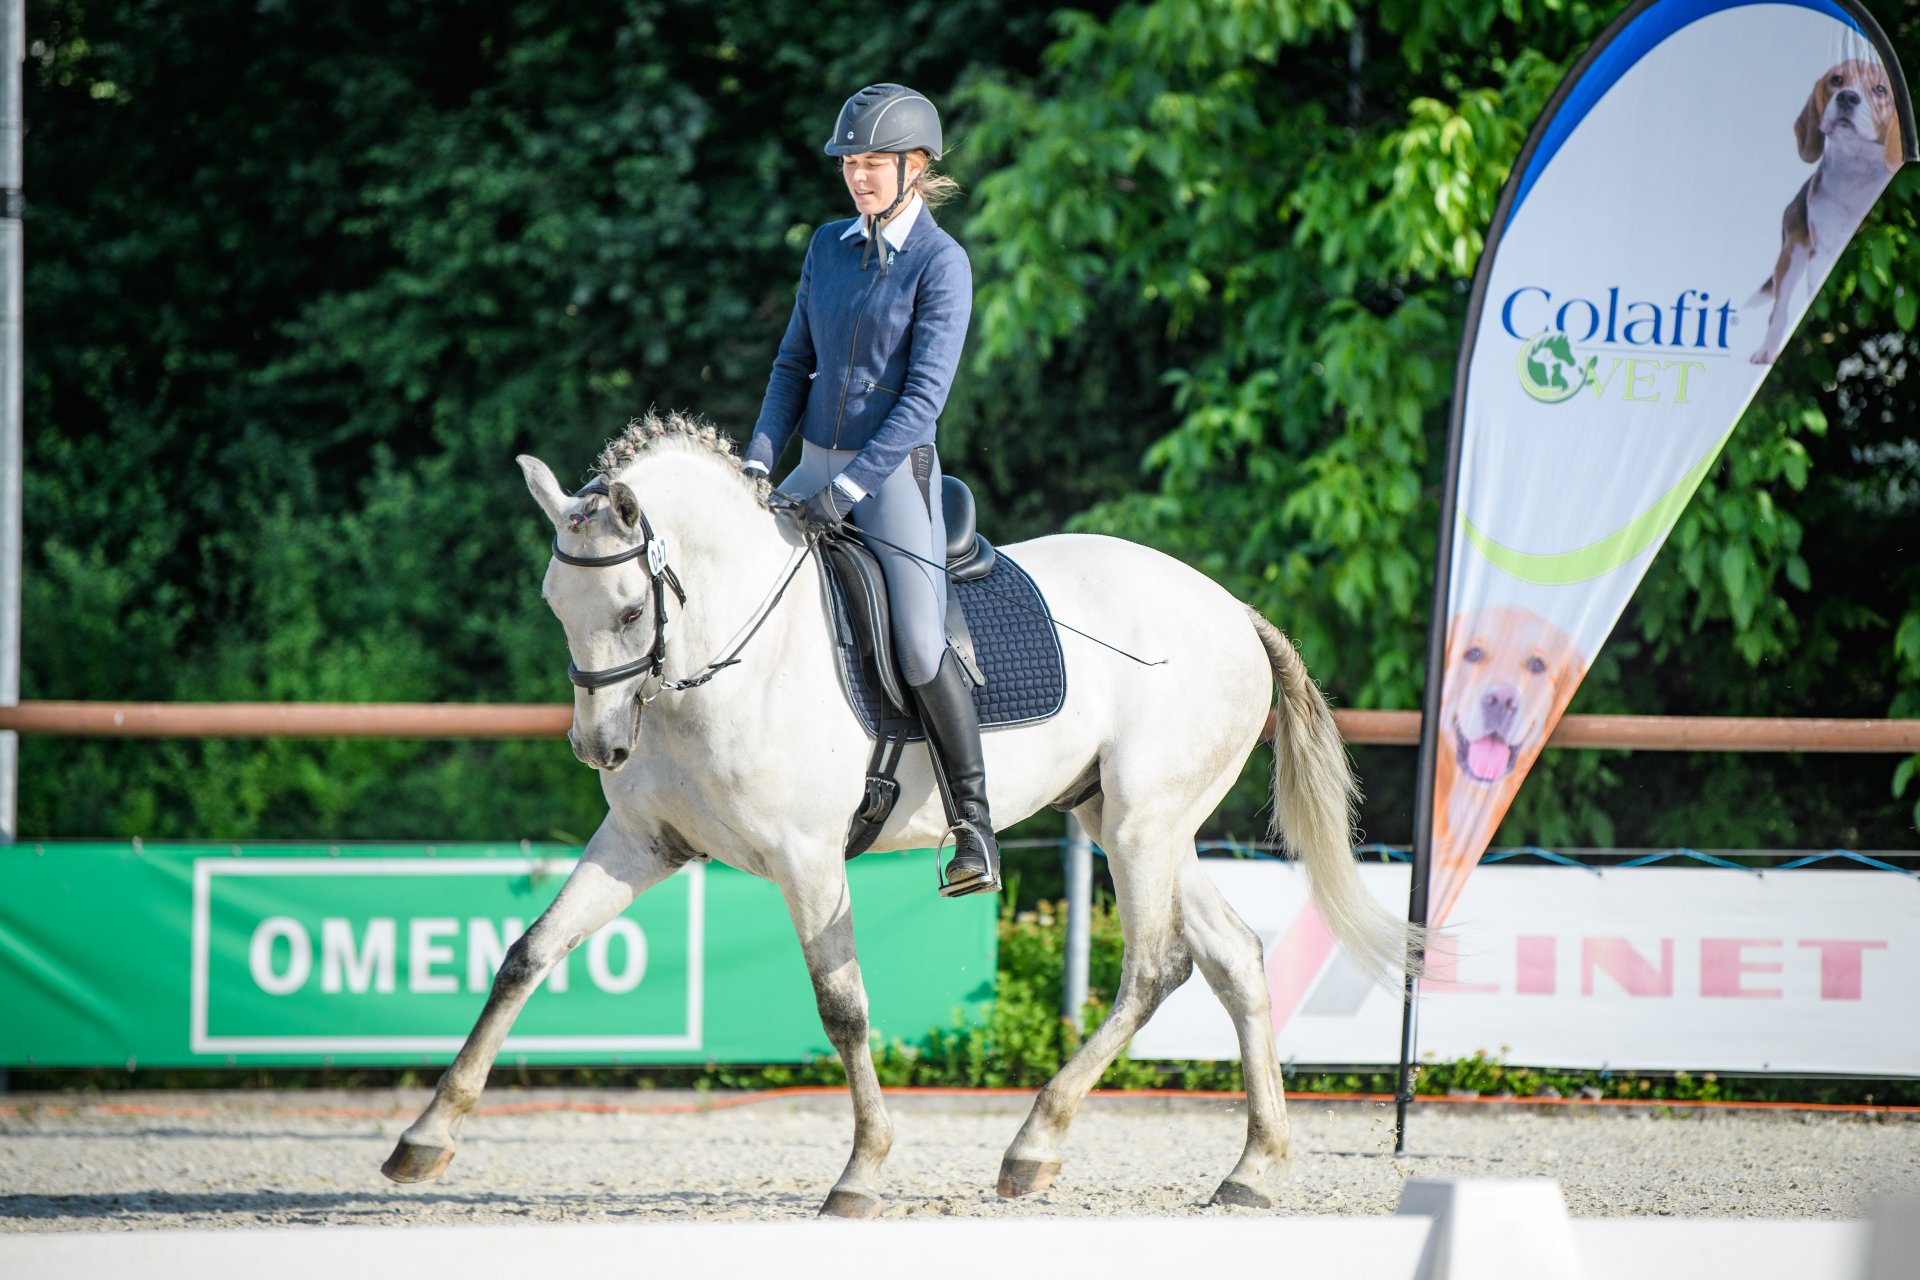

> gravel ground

[{"left": 1, "top": 1090, "right": 1915, "bottom": 1231}]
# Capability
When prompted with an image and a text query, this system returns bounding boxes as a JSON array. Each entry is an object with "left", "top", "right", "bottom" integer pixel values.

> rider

[{"left": 742, "top": 83, "right": 999, "bottom": 897}]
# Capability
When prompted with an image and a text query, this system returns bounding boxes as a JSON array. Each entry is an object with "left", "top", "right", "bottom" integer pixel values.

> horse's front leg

[
  {"left": 779, "top": 864, "right": 895, "bottom": 1218},
  {"left": 382, "top": 819, "right": 677, "bottom": 1183}
]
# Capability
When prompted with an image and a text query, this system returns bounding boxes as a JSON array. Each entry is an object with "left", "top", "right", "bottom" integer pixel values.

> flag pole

[{"left": 1391, "top": 0, "right": 1667, "bottom": 1156}]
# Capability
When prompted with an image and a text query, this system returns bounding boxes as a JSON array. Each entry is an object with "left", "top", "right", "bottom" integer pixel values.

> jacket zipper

[
  {"left": 831, "top": 252, "right": 889, "bottom": 448},
  {"left": 861, "top": 379, "right": 902, "bottom": 395}
]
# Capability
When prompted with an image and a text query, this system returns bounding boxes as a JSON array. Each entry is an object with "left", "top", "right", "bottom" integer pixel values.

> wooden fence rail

[{"left": 0, "top": 702, "right": 1914, "bottom": 752}]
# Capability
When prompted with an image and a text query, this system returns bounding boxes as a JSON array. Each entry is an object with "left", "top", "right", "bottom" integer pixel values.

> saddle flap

[{"left": 822, "top": 537, "right": 912, "bottom": 718}]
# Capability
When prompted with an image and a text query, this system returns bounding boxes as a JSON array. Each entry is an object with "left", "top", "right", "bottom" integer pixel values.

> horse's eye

[{"left": 622, "top": 607, "right": 643, "bottom": 626}]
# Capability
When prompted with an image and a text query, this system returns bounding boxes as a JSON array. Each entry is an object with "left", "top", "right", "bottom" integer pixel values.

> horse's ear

[
  {"left": 608, "top": 481, "right": 643, "bottom": 533},
  {"left": 518, "top": 455, "right": 571, "bottom": 530}
]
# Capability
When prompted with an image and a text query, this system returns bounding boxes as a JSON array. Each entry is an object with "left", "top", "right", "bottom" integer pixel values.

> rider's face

[{"left": 842, "top": 151, "right": 925, "bottom": 223}]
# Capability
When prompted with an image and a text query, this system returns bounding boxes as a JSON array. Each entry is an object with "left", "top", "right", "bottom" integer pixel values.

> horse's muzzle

[{"left": 569, "top": 722, "right": 636, "bottom": 773}]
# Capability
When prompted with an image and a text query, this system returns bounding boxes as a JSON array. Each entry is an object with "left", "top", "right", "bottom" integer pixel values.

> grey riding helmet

[{"left": 823, "top": 83, "right": 943, "bottom": 160}]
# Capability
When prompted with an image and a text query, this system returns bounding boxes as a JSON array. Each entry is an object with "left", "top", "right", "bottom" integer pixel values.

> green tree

[
  {"left": 19, "top": 0, "right": 1104, "bottom": 838},
  {"left": 20, "top": 0, "right": 1919, "bottom": 853},
  {"left": 959, "top": 0, "right": 1920, "bottom": 847}
]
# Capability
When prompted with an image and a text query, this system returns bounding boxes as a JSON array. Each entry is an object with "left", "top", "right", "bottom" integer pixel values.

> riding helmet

[{"left": 823, "top": 84, "right": 943, "bottom": 160}]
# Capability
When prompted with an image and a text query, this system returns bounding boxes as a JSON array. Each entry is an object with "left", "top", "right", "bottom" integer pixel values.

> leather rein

[{"left": 553, "top": 477, "right": 811, "bottom": 700}]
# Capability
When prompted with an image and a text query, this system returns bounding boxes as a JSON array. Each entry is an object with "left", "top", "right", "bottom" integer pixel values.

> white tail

[{"left": 1247, "top": 607, "right": 1426, "bottom": 989}]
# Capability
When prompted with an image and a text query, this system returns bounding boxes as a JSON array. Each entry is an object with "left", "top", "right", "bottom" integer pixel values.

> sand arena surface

[{"left": 2, "top": 1089, "right": 1916, "bottom": 1231}]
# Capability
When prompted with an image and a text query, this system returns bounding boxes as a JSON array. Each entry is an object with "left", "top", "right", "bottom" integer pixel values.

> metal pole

[
  {"left": 0, "top": 0, "right": 23, "bottom": 843},
  {"left": 1062, "top": 813, "right": 1091, "bottom": 1033}
]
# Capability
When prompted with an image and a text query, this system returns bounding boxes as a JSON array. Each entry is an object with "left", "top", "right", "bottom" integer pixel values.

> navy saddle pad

[{"left": 826, "top": 548, "right": 1067, "bottom": 740}]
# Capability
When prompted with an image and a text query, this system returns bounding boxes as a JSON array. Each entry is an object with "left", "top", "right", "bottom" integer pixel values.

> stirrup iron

[{"left": 936, "top": 820, "right": 1002, "bottom": 898}]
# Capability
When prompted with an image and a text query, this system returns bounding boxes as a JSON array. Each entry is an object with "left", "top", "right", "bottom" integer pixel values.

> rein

[
  {"left": 796, "top": 505, "right": 1167, "bottom": 669},
  {"left": 557, "top": 470, "right": 1161, "bottom": 705},
  {"left": 554, "top": 478, "right": 812, "bottom": 699}
]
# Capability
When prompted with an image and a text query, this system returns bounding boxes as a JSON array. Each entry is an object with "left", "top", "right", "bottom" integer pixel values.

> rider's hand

[
  {"left": 741, "top": 459, "right": 769, "bottom": 481},
  {"left": 800, "top": 482, "right": 857, "bottom": 534}
]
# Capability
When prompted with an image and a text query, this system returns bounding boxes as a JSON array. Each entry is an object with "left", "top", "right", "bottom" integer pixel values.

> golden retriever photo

[
  {"left": 1429, "top": 604, "right": 1587, "bottom": 925},
  {"left": 1749, "top": 58, "right": 1903, "bottom": 364}
]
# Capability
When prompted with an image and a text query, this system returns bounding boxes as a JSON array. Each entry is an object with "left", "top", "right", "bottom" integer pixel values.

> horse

[{"left": 381, "top": 411, "right": 1423, "bottom": 1214}]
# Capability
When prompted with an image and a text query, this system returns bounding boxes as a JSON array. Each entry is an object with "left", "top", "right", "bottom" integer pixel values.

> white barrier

[
  {"left": 1866, "top": 1196, "right": 1920, "bottom": 1280},
  {"left": 1130, "top": 862, "right": 1920, "bottom": 1074},
  {"left": 1398, "top": 1178, "right": 1584, "bottom": 1279},
  {"left": 3, "top": 1185, "right": 1908, "bottom": 1280}
]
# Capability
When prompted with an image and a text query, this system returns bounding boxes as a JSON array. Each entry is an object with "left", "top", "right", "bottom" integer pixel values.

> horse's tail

[{"left": 1247, "top": 607, "right": 1426, "bottom": 989}]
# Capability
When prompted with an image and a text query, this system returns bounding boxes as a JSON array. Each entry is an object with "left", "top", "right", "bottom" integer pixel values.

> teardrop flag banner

[{"left": 1395, "top": 0, "right": 1914, "bottom": 1148}]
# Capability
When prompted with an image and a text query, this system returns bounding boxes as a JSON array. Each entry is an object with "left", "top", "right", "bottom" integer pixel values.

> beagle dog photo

[
  {"left": 1748, "top": 58, "right": 1903, "bottom": 364},
  {"left": 1432, "top": 605, "right": 1587, "bottom": 898}
]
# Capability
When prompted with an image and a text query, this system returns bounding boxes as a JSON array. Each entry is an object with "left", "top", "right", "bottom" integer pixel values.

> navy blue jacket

[{"left": 747, "top": 210, "right": 972, "bottom": 497}]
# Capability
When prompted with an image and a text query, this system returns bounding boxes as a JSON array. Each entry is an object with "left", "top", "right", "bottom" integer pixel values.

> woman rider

[{"left": 741, "top": 84, "right": 998, "bottom": 898}]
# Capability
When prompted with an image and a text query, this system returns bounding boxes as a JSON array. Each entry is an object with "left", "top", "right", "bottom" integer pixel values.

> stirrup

[{"left": 936, "top": 822, "right": 1002, "bottom": 898}]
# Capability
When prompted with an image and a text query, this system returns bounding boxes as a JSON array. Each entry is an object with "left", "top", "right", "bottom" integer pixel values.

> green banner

[{"left": 0, "top": 843, "right": 995, "bottom": 1067}]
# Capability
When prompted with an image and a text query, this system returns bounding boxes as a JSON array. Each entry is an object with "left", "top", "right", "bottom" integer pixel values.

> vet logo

[{"left": 1516, "top": 332, "right": 1589, "bottom": 404}]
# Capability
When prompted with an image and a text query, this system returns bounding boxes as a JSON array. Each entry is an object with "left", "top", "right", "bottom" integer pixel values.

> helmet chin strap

[{"left": 862, "top": 153, "right": 914, "bottom": 278}]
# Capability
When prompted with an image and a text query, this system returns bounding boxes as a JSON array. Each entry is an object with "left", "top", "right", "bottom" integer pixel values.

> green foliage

[
  {"left": 20, "top": 0, "right": 1920, "bottom": 854},
  {"left": 961, "top": 0, "right": 1920, "bottom": 849},
  {"left": 20, "top": 0, "right": 1114, "bottom": 839}
]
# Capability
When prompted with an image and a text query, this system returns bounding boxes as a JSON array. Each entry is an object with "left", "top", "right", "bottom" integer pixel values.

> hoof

[
  {"left": 996, "top": 1156, "right": 1061, "bottom": 1198},
  {"left": 1209, "top": 1178, "right": 1273, "bottom": 1209},
  {"left": 382, "top": 1137, "right": 456, "bottom": 1184},
  {"left": 818, "top": 1187, "right": 882, "bottom": 1219}
]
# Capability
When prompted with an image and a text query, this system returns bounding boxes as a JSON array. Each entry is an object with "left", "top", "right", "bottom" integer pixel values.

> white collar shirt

[{"left": 839, "top": 192, "right": 924, "bottom": 251}]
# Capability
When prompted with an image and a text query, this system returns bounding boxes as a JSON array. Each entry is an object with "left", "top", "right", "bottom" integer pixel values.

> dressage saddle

[
  {"left": 821, "top": 475, "right": 994, "bottom": 858},
  {"left": 819, "top": 474, "right": 994, "bottom": 717}
]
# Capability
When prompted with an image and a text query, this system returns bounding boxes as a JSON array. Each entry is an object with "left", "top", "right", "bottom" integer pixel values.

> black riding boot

[{"left": 911, "top": 649, "right": 1001, "bottom": 897}]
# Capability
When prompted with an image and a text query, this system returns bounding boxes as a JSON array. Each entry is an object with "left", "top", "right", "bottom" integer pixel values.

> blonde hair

[{"left": 913, "top": 162, "right": 963, "bottom": 209}]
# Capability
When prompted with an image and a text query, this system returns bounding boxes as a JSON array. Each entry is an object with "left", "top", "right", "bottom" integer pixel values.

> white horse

[{"left": 382, "top": 411, "right": 1421, "bottom": 1214}]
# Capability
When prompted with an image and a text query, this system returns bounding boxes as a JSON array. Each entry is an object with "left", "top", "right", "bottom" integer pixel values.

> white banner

[
  {"left": 1421, "top": 0, "right": 1911, "bottom": 928},
  {"left": 1129, "top": 861, "right": 1920, "bottom": 1075}
]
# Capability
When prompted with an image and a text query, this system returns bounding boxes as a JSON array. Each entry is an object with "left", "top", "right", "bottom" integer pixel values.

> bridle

[
  {"left": 552, "top": 482, "right": 684, "bottom": 696},
  {"left": 553, "top": 476, "right": 812, "bottom": 700}
]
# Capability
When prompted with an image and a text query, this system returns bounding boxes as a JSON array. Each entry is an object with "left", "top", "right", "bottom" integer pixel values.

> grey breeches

[{"left": 781, "top": 441, "right": 948, "bottom": 688}]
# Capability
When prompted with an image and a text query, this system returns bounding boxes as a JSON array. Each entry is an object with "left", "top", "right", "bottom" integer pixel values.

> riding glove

[{"left": 800, "top": 481, "right": 858, "bottom": 534}]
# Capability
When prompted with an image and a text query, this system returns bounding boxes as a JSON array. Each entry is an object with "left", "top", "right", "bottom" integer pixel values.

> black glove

[{"left": 800, "top": 482, "right": 857, "bottom": 534}]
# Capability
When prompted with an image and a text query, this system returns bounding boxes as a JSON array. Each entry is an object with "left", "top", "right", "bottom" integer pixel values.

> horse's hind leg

[
  {"left": 997, "top": 818, "right": 1192, "bottom": 1198},
  {"left": 1179, "top": 858, "right": 1290, "bottom": 1208},
  {"left": 382, "top": 824, "right": 677, "bottom": 1183},
  {"left": 779, "top": 866, "right": 895, "bottom": 1218}
]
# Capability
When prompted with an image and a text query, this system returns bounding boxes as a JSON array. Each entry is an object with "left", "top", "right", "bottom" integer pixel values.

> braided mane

[{"left": 593, "top": 409, "right": 770, "bottom": 501}]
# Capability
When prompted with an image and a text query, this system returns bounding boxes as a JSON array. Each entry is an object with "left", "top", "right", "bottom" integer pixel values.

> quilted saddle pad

[{"left": 826, "top": 547, "right": 1067, "bottom": 741}]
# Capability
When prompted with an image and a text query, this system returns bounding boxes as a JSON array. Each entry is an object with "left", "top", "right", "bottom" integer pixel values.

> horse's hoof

[
  {"left": 996, "top": 1156, "right": 1061, "bottom": 1198},
  {"left": 382, "top": 1137, "right": 456, "bottom": 1183},
  {"left": 818, "top": 1187, "right": 882, "bottom": 1218},
  {"left": 1209, "top": 1178, "right": 1273, "bottom": 1209}
]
